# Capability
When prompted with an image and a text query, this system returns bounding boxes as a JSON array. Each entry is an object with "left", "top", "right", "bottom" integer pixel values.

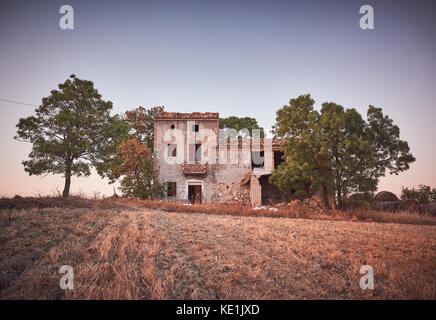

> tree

[
  {"left": 123, "top": 106, "right": 164, "bottom": 151},
  {"left": 219, "top": 116, "right": 264, "bottom": 138},
  {"left": 401, "top": 185, "right": 436, "bottom": 204},
  {"left": 269, "top": 95, "right": 327, "bottom": 199},
  {"left": 14, "top": 74, "right": 129, "bottom": 197},
  {"left": 109, "top": 138, "right": 165, "bottom": 199},
  {"left": 270, "top": 94, "right": 415, "bottom": 208},
  {"left": 366, "top": 105, "right": 416, "bottom": 181}
]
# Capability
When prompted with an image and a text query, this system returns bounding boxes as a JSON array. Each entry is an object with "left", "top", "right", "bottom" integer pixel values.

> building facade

[{"left": 154, "top": 112, "right": 291, "bottom": 206}]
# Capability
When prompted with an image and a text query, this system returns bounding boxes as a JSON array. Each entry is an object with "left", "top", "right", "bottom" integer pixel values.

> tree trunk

[
  {"left": 320, "top": 183, "right": 331, "bottom": 208},
  {"left": 62, "top": 161, "right": 72, "bottom": 198},
  {"left": 337, "top": 187, "right": 343, "bottom": 209}
]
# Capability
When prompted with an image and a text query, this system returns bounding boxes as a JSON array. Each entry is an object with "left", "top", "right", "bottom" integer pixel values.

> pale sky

[{"left": 1, "top": 0, "right": 435, "bottom": 197}]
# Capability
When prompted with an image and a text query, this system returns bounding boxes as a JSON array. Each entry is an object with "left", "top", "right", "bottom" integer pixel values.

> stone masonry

[{"left": 154, "top": 112, "right": 285, "bottom": 206}]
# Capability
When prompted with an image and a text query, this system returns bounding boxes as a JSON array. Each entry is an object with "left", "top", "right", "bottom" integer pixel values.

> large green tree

[
  {"left": 270, "top": 94, "right": 415, "bottom": 208},
  {"left": 14, "top": 74, "right": 129, "bottom": 197},
  {"left": 219, "top": 116, "right": 264, "bottom": 138}
]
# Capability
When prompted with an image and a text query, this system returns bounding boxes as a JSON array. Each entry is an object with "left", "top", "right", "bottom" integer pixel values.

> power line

[{"left": 0, "top": 98, "right": 38, "bottom": 107}]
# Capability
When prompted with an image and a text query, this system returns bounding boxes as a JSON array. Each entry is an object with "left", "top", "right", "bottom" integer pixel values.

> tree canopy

[
  {"left": 401, "top": 185, "right": 436, "bottom": 204},
  {"left": 123, "top": 105, "right": 164, "bottom": 151},
  {"left": 269, "top": 94, "right": 415, "bottom": 207},
  {"left": 15, "top": 74, "right": 129, "bottom": 197},
  {"left": 219, "top": 116, "right": 264, "bottom": 138},
  {"left": 109, "top": 138, "right": 165, "bottom": 199},
  {"left": 105, "top": 106, "right": 166, "bottom": 199}
]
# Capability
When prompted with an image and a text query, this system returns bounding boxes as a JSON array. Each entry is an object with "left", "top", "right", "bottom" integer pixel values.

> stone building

[{"left": 154, "top": 112, "right": 291, "bottom": 206}]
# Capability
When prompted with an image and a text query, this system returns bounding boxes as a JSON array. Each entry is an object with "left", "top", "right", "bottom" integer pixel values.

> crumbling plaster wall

[
  {"left": 154, "top": 116, "right": 277, "bottom": 206},
  {"left": 155, "top": 118, "right": 221, "bottom": 203}
]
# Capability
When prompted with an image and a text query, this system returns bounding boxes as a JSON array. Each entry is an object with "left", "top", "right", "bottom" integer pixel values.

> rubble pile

[{"left": 274, "top": 198, "right": 329, "bottom": 214}]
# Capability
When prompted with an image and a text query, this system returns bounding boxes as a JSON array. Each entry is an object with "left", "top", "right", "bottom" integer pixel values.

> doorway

[{"left": 188, "top": 185, "right": 202, "bottom": 204}]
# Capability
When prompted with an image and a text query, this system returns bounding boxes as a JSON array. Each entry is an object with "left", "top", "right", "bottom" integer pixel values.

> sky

[{"left": 0, "top": 0, "right": 435, "bottom": 197}]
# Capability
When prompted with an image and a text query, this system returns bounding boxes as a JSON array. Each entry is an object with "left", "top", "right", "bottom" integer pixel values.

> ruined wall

[
  {"left": 211, "top": 182, "right": 250, "bottom": 205},
  {"left": 154, "top": 119, "right": 187, "bottom": 201},
  {"left": 154, "top": 114, "right": 281, "bottom": 206},
  {"left": 154, "top": 117, "right": 221, "bottom": 203},
  {"left": 210, "top": 163, "right": 251, "bottom": 205},
  {"left": 250, "top": 175, "right": 262, "bottom": 207},
  {"left": 258, "top": 175, "right": 293, "bottom": 205},
  {"left": 208, "top": 143, "right": 252, "bottom": 204}
]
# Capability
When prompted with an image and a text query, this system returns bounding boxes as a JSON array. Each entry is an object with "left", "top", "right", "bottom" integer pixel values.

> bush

[{"left": 401, "top": 185, "right": 436, "bottom": 204}]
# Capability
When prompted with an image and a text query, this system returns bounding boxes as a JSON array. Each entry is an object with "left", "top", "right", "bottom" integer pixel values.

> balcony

[{"left": 182, "top": 162, "right": 207, "bottom": 176}]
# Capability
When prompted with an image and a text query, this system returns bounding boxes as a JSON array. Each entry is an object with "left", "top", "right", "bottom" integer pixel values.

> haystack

[
  {"left": 346, "top": 193, "right": 373, "bottom": 209},
  {"left": 375, "top": 191, "right": 399, "bottom": 202}
]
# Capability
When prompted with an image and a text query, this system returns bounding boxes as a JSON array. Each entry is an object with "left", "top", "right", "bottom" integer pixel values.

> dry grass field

[{"left": 0, "top": 197, "right": 435, "bottom": 299}]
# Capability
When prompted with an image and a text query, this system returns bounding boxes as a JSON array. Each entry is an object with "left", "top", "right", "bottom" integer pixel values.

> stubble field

[{"left": 1, "top": 198, "right": 435, "bottom": 300}]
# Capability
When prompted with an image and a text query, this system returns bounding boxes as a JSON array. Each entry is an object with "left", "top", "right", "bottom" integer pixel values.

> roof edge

[{"left": 155, "top": 112, "right": 219, "bottom": 120}]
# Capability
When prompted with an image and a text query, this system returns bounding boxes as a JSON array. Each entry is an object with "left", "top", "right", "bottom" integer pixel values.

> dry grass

[
  {"left": 113, "top": 198, "right": 436, "bottom": 226},
  {"left": 1, "top": 202, "right": 435, "bottom": 299},
  {"left": 1, "top": 196, "right": 435, "bottom": 226}
]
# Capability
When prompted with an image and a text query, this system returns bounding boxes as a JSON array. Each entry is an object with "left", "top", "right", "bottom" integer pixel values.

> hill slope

[{"left": 1, "top": 207, "right": 435, "bottom": 299}]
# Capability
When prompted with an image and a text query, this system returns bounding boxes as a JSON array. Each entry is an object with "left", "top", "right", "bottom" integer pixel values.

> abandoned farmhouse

[{"left": 154, "top": 112, "right": 292, "bottom": 207}]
